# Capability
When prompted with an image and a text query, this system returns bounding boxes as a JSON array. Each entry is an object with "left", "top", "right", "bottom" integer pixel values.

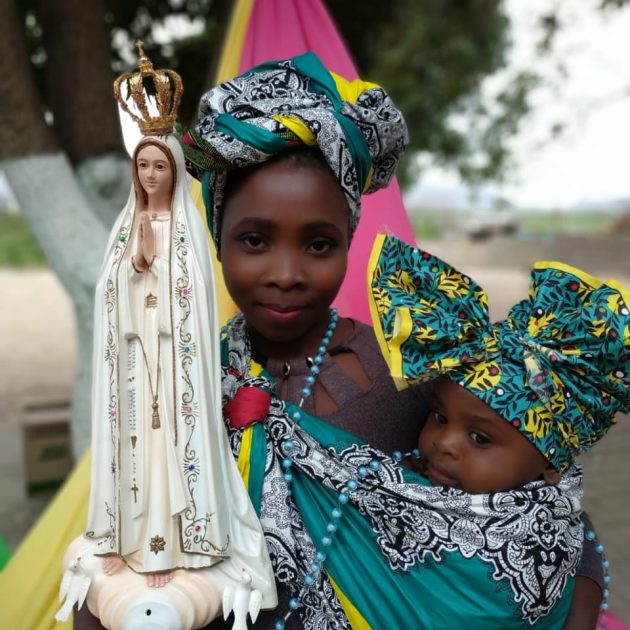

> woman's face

[
  {"left": 219, "top": 158, "right": 350, "bottom": 358},
  {"left": 135, "top": 144, "right": 174, "bottom": 201}
]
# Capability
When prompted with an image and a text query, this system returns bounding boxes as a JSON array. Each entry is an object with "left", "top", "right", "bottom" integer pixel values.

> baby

[
  {"left": 369, "top": 233, "right": 630, "bottom": 627},
  {"left": 370, "top": 234, "right": 629, "bottom": 493}
]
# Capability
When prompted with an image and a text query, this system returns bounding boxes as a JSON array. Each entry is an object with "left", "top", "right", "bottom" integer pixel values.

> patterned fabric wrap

[
  {"left": 369, "top": 234, "right": 630, "bottom": 473},
  {"left": 182, "top": 52, "right": 408, "bottom": 246},
  {"left": 222, "top": 317, "right": 582, "bottom": 628}
]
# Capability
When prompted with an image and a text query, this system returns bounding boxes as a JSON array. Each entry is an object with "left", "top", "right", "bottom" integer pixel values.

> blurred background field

[
  {"left": 0, "top": 214, "right": 46, "bottom": 268},
  {"left": 410, "top": 207, "right": 625, "bottom": 241}
]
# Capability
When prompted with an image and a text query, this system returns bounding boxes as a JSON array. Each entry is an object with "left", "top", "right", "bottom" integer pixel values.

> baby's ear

[{"left": 542, "top": 464, "right": 561, "bottom": 486}]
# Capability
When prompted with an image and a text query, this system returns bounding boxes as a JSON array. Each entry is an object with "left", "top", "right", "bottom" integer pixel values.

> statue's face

[{"left": 135, "top": 144, "right": 173, "bottom": 201}]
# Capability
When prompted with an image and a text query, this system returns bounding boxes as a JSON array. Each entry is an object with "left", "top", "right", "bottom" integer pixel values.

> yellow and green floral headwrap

[
  {"left": 369, "top": 234, "right": 630, "bottom": 473},
  {"left": 182, "top": 52, "right": 408, "bottom": 247}
]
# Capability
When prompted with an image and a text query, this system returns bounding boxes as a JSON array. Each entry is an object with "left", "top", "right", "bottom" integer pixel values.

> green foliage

[
  {"left": 409, "top": 210, "right": 445, "bottom": 240},
  {"left": 408, "top": 208, "right": 619, "bottom": 240},
  {"left": 518, "top": 211, "right": 617, "bottom": 235},
  {"left": 329, "top": 0, "right": 515, "bottom": 185},
  {"left": 0, "top": 214, "right": 46, "bottom": 267},
  {"left": 18, "top": 0, "right": 546, "bottom": 186}
]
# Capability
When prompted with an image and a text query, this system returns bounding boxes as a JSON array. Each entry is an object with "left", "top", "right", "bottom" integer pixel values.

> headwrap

[
  {"left": 182, "top": 52, "right": 408, "bottom": 246},
  {"left": 369, "top": 234, "right": 630, "bottom": 473}
]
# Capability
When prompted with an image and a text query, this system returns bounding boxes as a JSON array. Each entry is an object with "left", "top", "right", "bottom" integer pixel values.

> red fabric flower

[{"left": 224, "top": 386, "right": 272, "bottom": 429}]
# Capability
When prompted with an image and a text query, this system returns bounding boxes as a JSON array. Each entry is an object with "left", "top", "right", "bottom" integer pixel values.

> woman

[{"left": 184, "top": 53, "right": 605, "bottom": 630}]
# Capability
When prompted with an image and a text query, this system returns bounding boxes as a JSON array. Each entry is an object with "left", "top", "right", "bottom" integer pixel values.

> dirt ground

[{"left": 1, "top": 235, "right": 629, "bottom": 622}]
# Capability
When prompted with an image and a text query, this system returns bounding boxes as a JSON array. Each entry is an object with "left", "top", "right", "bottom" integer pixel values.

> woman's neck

[{"left": 247, "top": 316, "right": 352, "bottom": 363}]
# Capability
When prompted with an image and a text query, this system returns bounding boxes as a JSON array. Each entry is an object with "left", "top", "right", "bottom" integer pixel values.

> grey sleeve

[{"left": 576, "top": 512, "right": 605, "bottom": 593}]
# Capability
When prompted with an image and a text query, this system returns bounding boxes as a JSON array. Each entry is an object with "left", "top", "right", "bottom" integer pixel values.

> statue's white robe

[{"left": 85, "top": 135, "right": 276, "bottom": 606}]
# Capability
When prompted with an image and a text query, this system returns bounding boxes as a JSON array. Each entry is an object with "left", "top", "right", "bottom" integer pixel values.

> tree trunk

[
  {"left": 36, "top": 0, "right": 124, "bottom": 163},
  {"left": 0, "top": 2, "right": 115, "bottom": 454},
  {"left": 3, "top": 154, "right": 109, "bottom": 454},
  {"left": 0, "top": 0, "right": 58, "bottom": 156}
]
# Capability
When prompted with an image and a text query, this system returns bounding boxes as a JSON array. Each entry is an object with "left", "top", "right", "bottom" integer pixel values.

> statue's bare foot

[
  {"left": 147, "top": 570, "right": 174, "bottom": 588},
  {"left": 102, "top": 555, "right": 126, "bottom": 576}
]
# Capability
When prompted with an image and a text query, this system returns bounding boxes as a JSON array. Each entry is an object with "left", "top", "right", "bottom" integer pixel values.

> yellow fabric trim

[
  {"left": 234, "top": 359, "right": 263, "bottom": 486},
  {"left": 533, "top": 260, "right": 603, "bottom": 289},
  {"left": 391, "top": 307, "right": 413, "bottom": 380},
  {"left": 366, "top": 234, "right": 408, "bottom": 391},
  {"left": 534, "top": 260, "right": 630, "bottom": 306},
  {"left": 0, "top": 452, "right": 90, "bottom": 629},
  {"left": 214, "top": 0, "right": 255, "bottom": 83},
  {"left": 274, "top": 114, "right": 317, "bottom": 146},
  {"left": 328, "top": 573, "right": 372, "bottom": 630},
  {"left": 330, "top": 72, "right": 380, "bottom": 104},
  {"left": 367, "top": 234, "right": 390, "bottom": 366},
  {"left": 237, "top": 426, "right": 253, "bottom": 488},
  {"left": 363, "top": 165, "right": 374, "bottom": 193}
]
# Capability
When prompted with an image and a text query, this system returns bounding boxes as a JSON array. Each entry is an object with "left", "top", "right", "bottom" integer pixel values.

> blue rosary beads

[{"left": 581, "top": 521, "right": 612, "bottom": 630}]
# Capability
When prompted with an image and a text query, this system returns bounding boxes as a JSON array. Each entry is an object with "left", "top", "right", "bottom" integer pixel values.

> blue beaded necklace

[
  {"left": 581, "top": 521, "right": 611, "bottom": 630},
  {"left": 270, "top": 308, "right": 418, "bottom": 629},
  {"left": 223, "top": 309, "right": 611, "bottom": 630}
]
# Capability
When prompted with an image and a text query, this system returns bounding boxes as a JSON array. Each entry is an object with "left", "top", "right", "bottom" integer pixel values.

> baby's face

[{"left": 418, "top": 377, "right": 553, "bottom": 493}]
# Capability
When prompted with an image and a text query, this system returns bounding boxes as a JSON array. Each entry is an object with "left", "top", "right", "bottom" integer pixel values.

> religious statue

[{"left": 55, "top": 43, "right": 277, "bottom": 629}]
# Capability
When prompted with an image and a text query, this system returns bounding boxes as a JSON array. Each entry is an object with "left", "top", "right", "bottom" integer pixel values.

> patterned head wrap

[
  {"left": 182, "top": 52, "right": 408, "bottom": 246},
  {"left": 369, "top": 234, "right": 630, "bottom": 473}
]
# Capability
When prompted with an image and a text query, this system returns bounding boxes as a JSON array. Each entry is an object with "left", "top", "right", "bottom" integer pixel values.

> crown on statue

[{"left": 113, "top": 40, "right": 183, "bottom": 136}]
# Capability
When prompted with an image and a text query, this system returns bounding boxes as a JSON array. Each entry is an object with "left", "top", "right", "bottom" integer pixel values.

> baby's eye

[
  {"left": 470, "top": 431, "right": 490, "bottom": 446},
  {"left": 306, "top": 238, "right": 334, "bottom": 254},
  {"left": 433, "top": 411, "right": 447, "bottom": 425},
  {"left": 240, "top": 233, "right": 266, "bottom": 250}
]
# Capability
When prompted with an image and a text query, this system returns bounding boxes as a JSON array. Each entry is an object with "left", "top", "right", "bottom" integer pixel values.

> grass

[
  {"left": 408, "top": 207, "right": 622, "bottom": 239},
  {"left": 517, "top": 211, "right": 618, "bottom": 235},
  {"left": 0, "top": 213, "right": 46, "bottom": 267},
  {"left": 0, "top": 208, "right": 624, "bottom": 268}
]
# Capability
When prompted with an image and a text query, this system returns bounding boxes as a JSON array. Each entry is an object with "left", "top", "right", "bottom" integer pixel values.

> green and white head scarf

[
  {"left": 370, "top": 234, "right": 630, "bottom": 473},
  {"left": 183, "top": 52, "right": 408, "bottom": 247}
]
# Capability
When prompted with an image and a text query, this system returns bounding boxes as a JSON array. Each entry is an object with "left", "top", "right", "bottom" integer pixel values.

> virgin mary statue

[{"left": 77, "top": 43, "right": 276, "bottom": 609}]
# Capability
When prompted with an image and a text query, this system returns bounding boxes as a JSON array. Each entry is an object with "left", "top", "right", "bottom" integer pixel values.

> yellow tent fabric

[
  {"left": 0, "top": 1, "right": 254, "bottom": 626},
  {"left": 189, "top": 0, "right": 254, "bottom": 323},
  {"left": 0, "top": 452, "right": 90, "bottom": 629}
]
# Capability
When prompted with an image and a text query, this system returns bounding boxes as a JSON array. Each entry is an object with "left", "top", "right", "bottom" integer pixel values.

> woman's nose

[{"left": 265, "top": 250, "right": 306, "bottom": 289}]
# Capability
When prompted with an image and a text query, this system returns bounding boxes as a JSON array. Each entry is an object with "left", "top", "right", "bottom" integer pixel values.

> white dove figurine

[
  {"left": 222, "top": 569, "right": 263, "bottom": 630},
  {"left": 54, "top": 540, "right": 100, "bottom": 622}
]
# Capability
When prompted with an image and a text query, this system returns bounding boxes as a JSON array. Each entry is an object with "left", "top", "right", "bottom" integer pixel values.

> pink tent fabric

[
  {"left": 602, "top": 612, "right": 630, "bottom": 630},
  {"left": 238, "top": 0, "right": 416, "bottom": 323}
]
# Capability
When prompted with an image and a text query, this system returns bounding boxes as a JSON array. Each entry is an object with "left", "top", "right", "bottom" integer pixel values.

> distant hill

[{"left": 404, "top": 181, "right": 630, "bottom": 214}]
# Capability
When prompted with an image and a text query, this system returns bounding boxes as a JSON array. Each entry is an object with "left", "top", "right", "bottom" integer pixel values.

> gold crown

[{"left": 113, "top": 40, "right": 183, "bottom": 136}]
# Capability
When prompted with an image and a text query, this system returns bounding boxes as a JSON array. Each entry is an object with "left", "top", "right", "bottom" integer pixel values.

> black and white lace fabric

[{"left": 222, "top": 318, "right": 584, "bottom": 626}]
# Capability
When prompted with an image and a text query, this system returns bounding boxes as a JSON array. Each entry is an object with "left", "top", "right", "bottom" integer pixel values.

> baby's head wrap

[
  {"left": 369, "top": 234, "right": 630, "bottom": 473},
  {"left": 182, "top": 52, "right": 408, "bottom": 247}
]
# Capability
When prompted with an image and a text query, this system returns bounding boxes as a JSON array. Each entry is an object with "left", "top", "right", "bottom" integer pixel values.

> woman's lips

[{"left": 257, "top": 304, "right": 306, "bottom": 324}]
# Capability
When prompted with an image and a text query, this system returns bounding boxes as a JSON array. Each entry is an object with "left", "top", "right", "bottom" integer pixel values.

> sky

[{"left": 409, "top": 0, "right": 630, "bottom": 210}]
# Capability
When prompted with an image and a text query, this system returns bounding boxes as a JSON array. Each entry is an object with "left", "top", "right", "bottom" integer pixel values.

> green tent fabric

[{"left": 0, "top": 535, "right": 11, "bottom": 571}]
